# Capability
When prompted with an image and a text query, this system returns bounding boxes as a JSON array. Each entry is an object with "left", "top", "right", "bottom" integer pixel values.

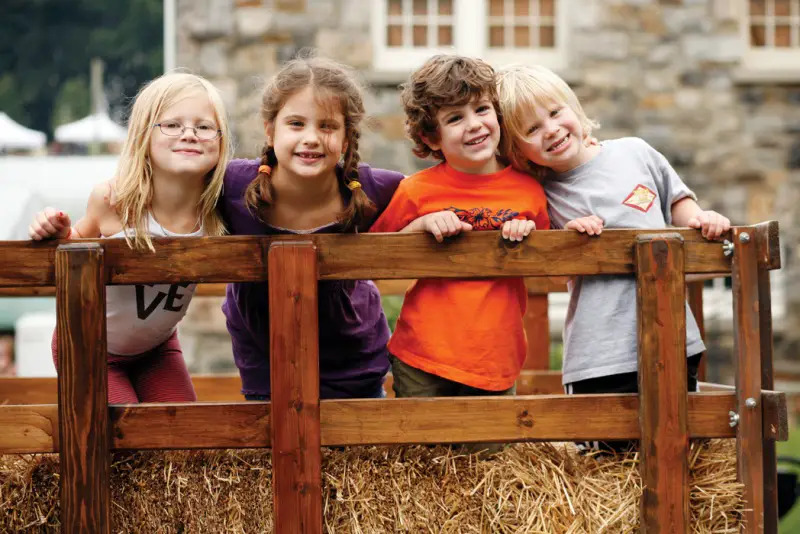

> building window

[
  {"left": 742, "top": 0, "right": 800, "bottom": 70},
  {"left": 372, "top": 0, "right": 568, "bottom": 73}
]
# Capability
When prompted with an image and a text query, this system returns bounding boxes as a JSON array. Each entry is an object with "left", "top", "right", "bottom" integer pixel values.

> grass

[{"left": 779, "top": 423, "right": 800, "bottom": 532}]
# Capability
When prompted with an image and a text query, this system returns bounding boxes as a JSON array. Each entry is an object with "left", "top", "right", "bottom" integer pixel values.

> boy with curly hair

[{"left": 371, "top": 56, "right": 549, "bottom": 448}]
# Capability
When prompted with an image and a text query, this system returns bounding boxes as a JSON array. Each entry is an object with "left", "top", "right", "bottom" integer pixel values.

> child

[
  {"left": 219, "top": 54, "right": 405, "bottom": 400},
  {"left": 28, "top": 72, "right": 232, "bottom": 403},
  {"left": 496, "top": 64, "right": 730, "bottom": 451},
  {"left": 370, "top": 55, "right": 550, "bottom": 426}
]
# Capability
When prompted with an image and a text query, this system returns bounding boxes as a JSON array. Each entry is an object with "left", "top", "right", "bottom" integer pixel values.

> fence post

[
  {"left": 268, "top": 241, "right": 321, "bottom": 534},
  {"left": 733, "top": 228, "right": 765, "bottom": 533},
  {"left": 55, "top": 243, "right": 110, "bottom": 533},
  {"left": 635, "top": 234, "right": 689, "bottom": 534},
  {"left": 754, "top": 224, "right": 778, "bottom": 534}
]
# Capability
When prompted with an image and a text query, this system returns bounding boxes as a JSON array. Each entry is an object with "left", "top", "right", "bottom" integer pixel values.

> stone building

[{"left": 175, "top": 0, "right": 800, "bottom": 377}]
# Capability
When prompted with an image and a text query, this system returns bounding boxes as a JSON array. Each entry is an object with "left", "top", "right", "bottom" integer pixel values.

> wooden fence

[{"left": 0, "top": 222, "right": 787, "bottom": 533}]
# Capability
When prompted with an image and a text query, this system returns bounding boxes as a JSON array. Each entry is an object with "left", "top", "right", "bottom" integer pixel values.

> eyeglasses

[{"left": 153, "top": 121, "right": 221, "bottom": 140}]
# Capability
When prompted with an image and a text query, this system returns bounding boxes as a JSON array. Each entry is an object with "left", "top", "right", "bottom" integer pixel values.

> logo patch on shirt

[
  {"left": 622, "top": 184, "right": 656, "bottom": 213},
  {"left": 445, "top": 207, "right": 520, "bottom": 230}
]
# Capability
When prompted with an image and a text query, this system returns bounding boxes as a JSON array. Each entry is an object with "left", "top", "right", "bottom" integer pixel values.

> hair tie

[
  {"left": 347, "top": 180, "right": 362, "bottom": 191},
  {"left": 258, "top": 165, "right": 272, "bottom": 175}
]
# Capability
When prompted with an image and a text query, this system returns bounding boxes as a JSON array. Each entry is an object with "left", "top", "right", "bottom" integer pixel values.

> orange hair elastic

[
  {"left": 347, "top": 180, "right": 362, "bottom": 191},
  {"left": 258, "top": 165, "right": 272, "bottom": 175}
]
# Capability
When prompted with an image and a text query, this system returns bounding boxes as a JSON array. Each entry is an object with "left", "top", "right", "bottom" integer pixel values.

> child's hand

[
  {"left": 565, "top": 215, "right": 604, "bottom": 235},
  {"left": 687, "top": 210, "right": 730, "bottom": 240},
  {"left": 29, "top": 208, "right": 72, "bottom": 240},
  {"left": 418, "top": 211, "right": 472, "bottom": 243},
  {"left": 502, "top": 219, "right": 535, "bottom": 242}
]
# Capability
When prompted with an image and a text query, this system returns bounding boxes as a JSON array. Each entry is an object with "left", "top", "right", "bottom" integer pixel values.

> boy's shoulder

[{"left": 602, "top": 136, "right": 656, "bottom": 157}]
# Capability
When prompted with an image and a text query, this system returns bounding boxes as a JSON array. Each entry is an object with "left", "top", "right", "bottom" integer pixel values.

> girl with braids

[
  {"left": 220, "top": 54, "right": 404, "bottom": 400},
  {"left": 28, "top": 72, "right": 232, "bottom": 403}
]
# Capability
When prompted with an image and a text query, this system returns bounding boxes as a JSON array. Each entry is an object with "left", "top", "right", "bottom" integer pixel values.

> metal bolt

[
  {"left": 729, "top": 411, "right": 740, "bottom": 427},
  {"left": 739, "top": 232, "right": 750, "bottom": 244},
  {"left": 722, "top": 240, "right": 735, "bottom": 257},
  {"left": 745, "top": 397, "right": 757, "bottom": 409}
]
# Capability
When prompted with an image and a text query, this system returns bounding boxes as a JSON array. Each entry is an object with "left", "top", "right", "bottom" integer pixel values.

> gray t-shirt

[{"left": 544, "top": 137, "right": 706, "bottom": 385}]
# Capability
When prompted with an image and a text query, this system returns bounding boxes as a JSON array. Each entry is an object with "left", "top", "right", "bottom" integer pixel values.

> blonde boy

[{"left": 497, "top": 65, "right": 730, "bottom": 451}]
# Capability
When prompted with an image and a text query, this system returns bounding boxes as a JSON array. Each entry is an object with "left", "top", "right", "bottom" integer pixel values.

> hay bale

[{"left": 1, "top": 440, "right": 743, "bottom": 532}]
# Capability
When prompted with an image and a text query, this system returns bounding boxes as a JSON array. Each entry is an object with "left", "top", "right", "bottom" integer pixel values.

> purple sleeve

[{"left": 357, "top": 164, "right": 405, "bottom": 219}]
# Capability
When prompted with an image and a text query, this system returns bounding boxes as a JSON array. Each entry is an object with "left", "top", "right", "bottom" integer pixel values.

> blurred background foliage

[{"left": 1, "top": 0, "right": 163, "bottom": 136}]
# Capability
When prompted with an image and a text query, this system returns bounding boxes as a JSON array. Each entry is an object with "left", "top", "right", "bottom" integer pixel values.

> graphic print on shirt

[
  {"left": 135, "top": 283, "right": 192, "bottom": 320},
  {"left": 622, "top": 184, "right": 657, "bottom": 213},
  {"left": 445, "top": 207, "right": 520, "bottom": 230}
]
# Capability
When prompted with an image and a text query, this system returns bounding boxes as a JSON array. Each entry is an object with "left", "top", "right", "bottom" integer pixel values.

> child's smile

[
  {"left": 517, "top": 102, "right": 598, "bottom": 173},
  {"left": 425, "top": 96, "right": 501, "bottom": 175}
]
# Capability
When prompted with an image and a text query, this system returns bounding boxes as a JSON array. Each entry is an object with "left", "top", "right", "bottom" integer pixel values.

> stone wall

[{"left": 176, "top": 0, "right": 800, "bottom": 375}]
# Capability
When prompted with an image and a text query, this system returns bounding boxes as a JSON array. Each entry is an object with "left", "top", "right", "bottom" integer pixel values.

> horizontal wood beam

[
  {"left": 0, "top": 225, "right": 778, "bottom": 287},
  {"left": 0, "top": 392, "right": 762, "bottom": 454}
]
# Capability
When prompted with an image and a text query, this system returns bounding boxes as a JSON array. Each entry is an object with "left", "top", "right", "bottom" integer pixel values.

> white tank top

[{"left": 105, "top": 213, "right": 203, "bottom": 355}]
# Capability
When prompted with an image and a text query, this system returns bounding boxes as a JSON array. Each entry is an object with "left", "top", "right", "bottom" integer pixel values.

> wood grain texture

[
  {"left": 0, "top": 227, "right": 771, "bottom": 287},
  {"left": 268, "top": 242, "right": 321, "bottom": 534},
  {"left": 756, "top": 224, "right": 778, "bottom": 533},
  {"left": 732, "top": 227, "right": 765, "bottom": 533},
  {"left": 0, "top": 393, "right": 747, "bottom": 454},
  {"left": 55, "top": 243, "right": 110, "bottom": 533},
  {"left": 523, "top": 294, "right": 550, "bottom": 370},
  {"left": 635, "top": 234, "right": 689, "bottom": 534}
]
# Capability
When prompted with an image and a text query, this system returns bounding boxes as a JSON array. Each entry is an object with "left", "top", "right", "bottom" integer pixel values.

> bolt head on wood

[
  {"left": 739, "top": 232, "right": 750, "bottom": 244},
  {"left": 745, "top": 397, "right": 757, "bottom": 408}
]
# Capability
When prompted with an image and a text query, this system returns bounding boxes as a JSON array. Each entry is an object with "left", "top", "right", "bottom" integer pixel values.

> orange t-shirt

[{"left": 370, "top": 163, "right": 549, "bottom": 390}]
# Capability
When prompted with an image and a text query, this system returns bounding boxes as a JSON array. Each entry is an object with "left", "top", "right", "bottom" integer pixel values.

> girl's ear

[{"left": 420, "top": 134, "right": 441, "bottom": 152}]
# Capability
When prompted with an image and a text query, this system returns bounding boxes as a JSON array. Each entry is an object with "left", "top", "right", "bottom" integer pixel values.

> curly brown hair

[
  {"left": 401, "top": 55, "right": 500, "bottom": 161},
  {"left": 245, "top": 52, "right": 376, "bottom": 231}
]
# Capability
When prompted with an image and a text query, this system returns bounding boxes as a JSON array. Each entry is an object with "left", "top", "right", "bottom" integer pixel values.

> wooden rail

[{"left": 0, "top": 222, "right": 785, "bottom": 534}]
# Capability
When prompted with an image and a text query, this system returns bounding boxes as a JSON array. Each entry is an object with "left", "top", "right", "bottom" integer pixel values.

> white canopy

[
  {"left": 55, "top": 113, "right": 127, "bottom": 144},
  {"left": 0, "top": 112, "right": 47, "bottom": 150}
]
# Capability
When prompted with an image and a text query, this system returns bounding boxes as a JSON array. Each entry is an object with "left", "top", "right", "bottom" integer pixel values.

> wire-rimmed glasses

[{"left": 153, "top": 121, "right": 221, "bottom": 140}]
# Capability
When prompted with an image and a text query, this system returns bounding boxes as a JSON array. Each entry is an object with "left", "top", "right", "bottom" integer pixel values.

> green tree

[
  {"left": 52, "top": 77, "right": 91, "bottom": 127},
  {"left": 0, "top": 0, "right": 163, "bottom": 136}
]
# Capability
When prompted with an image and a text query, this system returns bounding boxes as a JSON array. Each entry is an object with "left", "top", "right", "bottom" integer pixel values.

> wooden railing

[{"left": 0, "top": 222, "right": 786, "bottom": 533}]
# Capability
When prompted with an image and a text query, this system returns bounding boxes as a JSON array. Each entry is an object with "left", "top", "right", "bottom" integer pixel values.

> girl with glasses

[{"left": 28, "top": 72, "right": 233, "bottom": 403}]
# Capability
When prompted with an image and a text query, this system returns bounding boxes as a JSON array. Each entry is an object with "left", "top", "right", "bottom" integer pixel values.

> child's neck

[
  {"left": 150, "top": 172, "right": 205, "bottom": 233},
  {"left": 267, "top": 165, "right": 344, "bottom": 230}
]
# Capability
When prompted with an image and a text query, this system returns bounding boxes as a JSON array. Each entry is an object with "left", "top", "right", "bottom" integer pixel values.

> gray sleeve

[{"left": 644, "top": 142, "right": 697, "bottom": 225}]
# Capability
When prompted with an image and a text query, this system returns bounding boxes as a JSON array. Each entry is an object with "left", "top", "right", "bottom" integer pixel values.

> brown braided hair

[{"left": 244, "top": 53, "right": 376, "bottom": 230}]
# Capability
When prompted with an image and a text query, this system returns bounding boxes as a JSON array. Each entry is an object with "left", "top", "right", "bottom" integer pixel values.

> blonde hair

[
  {"left": 114, "top": 72, "right": 232, "bottom": 251},
  {"left": 497, "top": 64, "right": 599, "bottom": 176},
  {"left": 245, "top": 53, "right": 376, "bottom": 231}
]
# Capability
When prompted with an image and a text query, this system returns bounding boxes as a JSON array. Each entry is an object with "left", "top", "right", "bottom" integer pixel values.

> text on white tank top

[{"left": 105, "top": 212, "right": 203, "bottom": 355}]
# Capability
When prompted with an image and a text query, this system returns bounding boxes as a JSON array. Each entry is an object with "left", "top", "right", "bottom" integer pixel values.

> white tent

[
  {"left": 55, "top": 112, "right": 127, "bottom": 144},
  {"left": 0, "top": 112, "right": 47, "bottom": 150}
]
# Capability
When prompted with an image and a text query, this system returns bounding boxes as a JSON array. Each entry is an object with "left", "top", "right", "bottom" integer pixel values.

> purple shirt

[{"left": 220, "top": 159, "right": 404, "bottom": 398}]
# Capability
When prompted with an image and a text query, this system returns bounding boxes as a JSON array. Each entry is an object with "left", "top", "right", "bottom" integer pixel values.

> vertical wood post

[
  {"left": 635, "top": 234, "right": 689, "bottom": 534},
  {"left": 758, "top": 265, "right": 777, "bottom": 534},
  {"left": 687, "top": 280, "right": 706, "bottom": 381},
  {"left": 732, "top": 227, "right": 764, "bottom": 533},
  {"left": 268, "top": 241, "right": 321, "bottom": 534},
  {"left": 55, "top": 243, "right": 110, "bottom": 533},
  {"left": 523, "top": 292, "right": 550, "bottom": 370}
]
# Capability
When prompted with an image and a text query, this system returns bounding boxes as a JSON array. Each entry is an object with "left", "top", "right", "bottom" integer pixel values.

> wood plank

[
  {"left": 635, "top": 234, "right": 689, "bottom": 533},
  {"left": 0, "top": 227, "right": 761, "bottom": 287},
  {"left": 755, "top": 223, "right": 778, "bottom": 534},
  {"left": 732, "top": 227, "right": 764, "bottom": 533},
  {"left": 687, "top": 280, "right": 707, "bottom": 382},
  {"left": 0, "top": 393, "right": 744, "bottom": 453},
  {"left": 0, "top": 374, "right": 244, "bottom": 405},
  {"left": 55, "top": 243, "right": 110, "bottom": 534},
  {"left": 268, "top": 242, "right": 321, "bottom": 534},
  {"left": 523, "top": 294, "right": 550, "bottom": 370}
]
